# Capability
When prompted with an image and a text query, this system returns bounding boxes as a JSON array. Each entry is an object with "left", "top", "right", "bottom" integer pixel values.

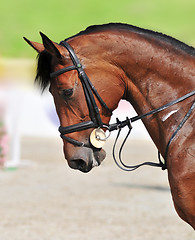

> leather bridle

[
  {"left": 50, "top": 40, "right": 195, "bottom": 171},
  {"left": 50, "top": 41, "right": 112, "bottom": 148}
]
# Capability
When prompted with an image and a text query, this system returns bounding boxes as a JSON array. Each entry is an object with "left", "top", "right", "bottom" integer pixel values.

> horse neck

[
  {"left": 72, "top": 30, "right": 194, "bottom": 153},
  {"left": 101, "top": 31, "right": 195, "bottom": 153}
]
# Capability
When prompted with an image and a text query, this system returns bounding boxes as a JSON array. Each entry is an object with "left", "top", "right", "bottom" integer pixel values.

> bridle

[
  {"left": 50, "top": 40, "right": 112, "bottom": 148},
  {"left": 50, "top": 40, "right": 195, "bottom": 171}
]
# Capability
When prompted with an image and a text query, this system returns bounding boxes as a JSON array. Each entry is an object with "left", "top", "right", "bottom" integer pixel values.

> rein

[
  {"left": 50, "top": 41, "right": 195, "bottom": 171},
  {"left": 111, "top": 99, "right": 195, "bottom": 171}
]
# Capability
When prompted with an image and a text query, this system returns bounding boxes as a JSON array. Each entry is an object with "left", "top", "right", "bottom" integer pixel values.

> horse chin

[{"left": 93, "top": 148, "right": 106, "bottom": 167}]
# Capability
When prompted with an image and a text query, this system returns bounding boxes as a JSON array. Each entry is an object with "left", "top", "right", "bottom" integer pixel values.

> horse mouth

[
  {"left": 68, "top": 148, "right": 106, "bottom": 173},
  {"left": 93, "top": 148, "right": 106, "bottom": 165}
]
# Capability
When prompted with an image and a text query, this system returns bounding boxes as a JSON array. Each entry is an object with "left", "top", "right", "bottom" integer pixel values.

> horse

[{"left": 24, "top": 23, "right": 195, "bottom": 229}]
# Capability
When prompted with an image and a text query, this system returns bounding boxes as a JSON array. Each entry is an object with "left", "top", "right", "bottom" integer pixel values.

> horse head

[{"left": 24, "top": 32, "right": 125, "bottom": 172}]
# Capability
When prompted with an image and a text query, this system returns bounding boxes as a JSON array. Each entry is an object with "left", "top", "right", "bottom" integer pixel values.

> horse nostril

[
  {"left": 77, "top": 159, "right": 86, "bottom": 170},
  {"left": 70, "top": 159, "right": 88, "bottom": 172}
]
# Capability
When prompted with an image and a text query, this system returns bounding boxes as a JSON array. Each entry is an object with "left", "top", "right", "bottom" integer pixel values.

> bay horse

[{"left": 24, "top": 23, "right": 195, "bottom": 229}]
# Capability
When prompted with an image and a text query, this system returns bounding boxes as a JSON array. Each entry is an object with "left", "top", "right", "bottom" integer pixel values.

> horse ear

[
  {"left": 39, "top": 32, "right": 62, "bottom": 59},
  {"left": 23, "top": 37, "right": 45, "bottom": 53}
]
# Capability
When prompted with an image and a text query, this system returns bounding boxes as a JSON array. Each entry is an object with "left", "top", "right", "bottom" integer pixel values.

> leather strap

[
  {"left": 50, "top": 41, "right": 112, "bottom": 146},
  {"left": 108, "top": 90, "right": 195, "bottom": 132},
  {"left": 158, "top": 100, "right": 195, "bottom": 169},
  {"left": 59, "top": 121, "right": 97, "bottom": 135}
]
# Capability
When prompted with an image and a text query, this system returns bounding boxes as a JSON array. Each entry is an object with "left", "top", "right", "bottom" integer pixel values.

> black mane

[
  {"left": 66, "top": 23, "right": 195, "bottom": 57},
  {"left": 36, "top": 23, "right": 195, "bottom": 91}
]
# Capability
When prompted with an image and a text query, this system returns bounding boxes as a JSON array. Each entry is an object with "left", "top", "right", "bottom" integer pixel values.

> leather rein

[{"left": 50, "top": 40, "right": 195, "bottom": 171}]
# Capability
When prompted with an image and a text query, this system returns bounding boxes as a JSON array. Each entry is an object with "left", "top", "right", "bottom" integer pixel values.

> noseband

[{"left": 50, "top": 41, "right": 195, "bottom": 171}]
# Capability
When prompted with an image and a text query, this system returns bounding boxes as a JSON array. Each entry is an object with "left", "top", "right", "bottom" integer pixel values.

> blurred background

[{"left": 0, "top": 1, "right": 195, "bottom": 239}]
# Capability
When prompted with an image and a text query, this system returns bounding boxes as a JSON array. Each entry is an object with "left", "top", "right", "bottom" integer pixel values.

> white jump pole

[
  {"left": 4, "top": 86, "right": 22, "bottom": 169},
  {"left": 6, "top": 110, "right": 21, "bottom": 168}
]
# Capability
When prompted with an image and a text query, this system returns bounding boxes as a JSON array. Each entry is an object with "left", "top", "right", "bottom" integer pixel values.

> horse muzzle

[{"left": 66, "top": 146, "right": 106, "bottom": 173}]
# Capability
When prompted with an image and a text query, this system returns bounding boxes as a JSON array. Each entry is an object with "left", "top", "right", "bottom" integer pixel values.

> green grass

[{"left": 0, "top": 0, "right": 195, "bottom": 58}]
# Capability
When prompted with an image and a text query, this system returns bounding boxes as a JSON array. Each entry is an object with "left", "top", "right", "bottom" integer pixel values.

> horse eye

[{"left": 60, "top": 88, "right": 73, "bottom": 100}]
